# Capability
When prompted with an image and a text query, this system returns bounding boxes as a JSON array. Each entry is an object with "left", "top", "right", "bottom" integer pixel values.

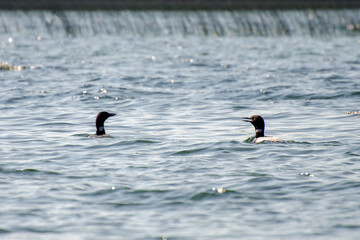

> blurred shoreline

[{"left": 1, "top": 0, "right": 360, "bottom": 10}]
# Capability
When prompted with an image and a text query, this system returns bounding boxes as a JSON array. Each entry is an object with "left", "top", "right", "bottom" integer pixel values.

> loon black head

[
  {"left": 243, "top": 115, "right": 265, "bottom": 138},
  {"left": 96, "top": 111, "right": 116, "bottom": 136}
]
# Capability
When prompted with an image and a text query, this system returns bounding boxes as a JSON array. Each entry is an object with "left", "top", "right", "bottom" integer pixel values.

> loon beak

[
  {"left": 242, "top": 117, "right": 251, "bottom": 122},
  {"left": 108, "top": 113, "right": 116, "bottom": 117}
]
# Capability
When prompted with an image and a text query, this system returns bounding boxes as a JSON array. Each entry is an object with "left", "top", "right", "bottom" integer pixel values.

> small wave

[
  {"left": 313, "top": 141, "right": 342, "bottom": 146},
  {"left": 172, "top": 147, "right": 208, "bottom": 155},
  {"left": 135, "top": 139, "right": 158, "bottom": 144},
  {"left": 129, "top": 189, "right": 170, "bottom": 194},
  {"left": 21, "top": 227, "right": 59, "bottom": 233},
  {"left": 0, "top": 227, "right": 10, "bottom": 233},
  {"left": 0, "top": 168, "right": 60, "bottom": 175},
  {"left": 247, "top": 175, "right": 273, "bottom": 184},
  {"left": 282, "top": 93, "right": 346, "bottom": 101},
  {"left": 111, "top": 139, "right": 159, "bottom": 146},
  {"left": 103, "top": 202, "right": 144, "bottom": 208},
  {"left": 281, "top": 139, "right": 332, "bottom": 145},
  {"left": 350, "top": 91, "right": 360, "bottom": 97},
  {"left": 243, "top": 137, "right": 341, "bottom": 146},
  {"left": 73, "top": 133, "right": 92, "bottom": 137},
  {"left": 80, "top": 188, "right": 118, "bottom": 196},
  {"left": 334, "top": 223, "right": 360, "bottom": 230},
  {"left": 322, "top": 180, "right": 360, "bottom": 192},
  {"left": 277, "top": 140, "right": 341, "bottom": 146},
  {"left": 213, "top": 143, "right": 256, "bottom": 152},
  {"left": 190, "top": 191, "right": 220, "bottom": 201},
  {"left": 345, "top": 151, "right": 360, "bottom": 157},
  {"left": 190, "top": 188, "right": 235, "bottom": 201},
  {"left": 37, "top": 122, "right": 75, "bottom": 127}
]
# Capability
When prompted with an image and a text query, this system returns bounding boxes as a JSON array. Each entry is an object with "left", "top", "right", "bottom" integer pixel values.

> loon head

[
  {"left": 243, "top": 115, "right": 265, "bottom": 138},
  {"left": 96, "top": 111, "right": 116, "bottom": 135}
]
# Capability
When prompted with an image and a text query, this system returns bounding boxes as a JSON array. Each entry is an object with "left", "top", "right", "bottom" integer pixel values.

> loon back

[{"left": 253, "top": 136, "right": 282, "bottom": 144}]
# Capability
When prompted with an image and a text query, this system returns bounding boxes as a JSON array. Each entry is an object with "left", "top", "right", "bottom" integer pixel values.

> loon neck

[
  {"left": 255, "top": 128, "right": 264, "bottom": 138},
  {"left": 96, "top": 125, "right": 105, "bottom": 135}
]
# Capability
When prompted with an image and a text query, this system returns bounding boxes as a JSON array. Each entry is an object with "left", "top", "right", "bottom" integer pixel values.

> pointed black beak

[
  {"left": 242, "top": 117, "right": 251, "bottom": 122},
  {"left": 108, "top": 113, "right": 116, "bottom": 117}
]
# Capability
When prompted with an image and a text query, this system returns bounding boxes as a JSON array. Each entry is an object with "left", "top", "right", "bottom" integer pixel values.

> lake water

[{"left": 1, "top": 10, "right": 360, "bottom": 240}]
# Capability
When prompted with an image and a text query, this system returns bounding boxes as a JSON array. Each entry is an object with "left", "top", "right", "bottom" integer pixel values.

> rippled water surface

[{"left": 1, "top": 10, "right": 360, "bottom": 240}]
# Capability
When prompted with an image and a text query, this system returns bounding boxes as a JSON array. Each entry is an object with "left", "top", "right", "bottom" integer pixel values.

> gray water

[{"left": 1, "top": 10, "right": 360, "bottom": 240}]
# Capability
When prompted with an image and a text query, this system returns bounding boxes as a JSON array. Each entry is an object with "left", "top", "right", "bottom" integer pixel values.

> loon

[
  {"left": 89, "top": 111, "right": 116, "bottom": 138},
  {"left": 243, "top": 115, "right": 282, "bottom": 144}
]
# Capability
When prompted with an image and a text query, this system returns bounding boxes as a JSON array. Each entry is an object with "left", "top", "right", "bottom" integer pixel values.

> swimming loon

[
  {"left": 89, "top": 111, "right": 116, "bottom": 138},
  {"left": 243, "top": 115, "right": 281, "bottom": 144}
]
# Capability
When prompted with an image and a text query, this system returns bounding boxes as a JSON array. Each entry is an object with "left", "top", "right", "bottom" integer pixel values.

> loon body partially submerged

[
  {"left": 243, "top": 115, "right": 281, "bottom": 144},
  {"left": 89, "top": 111, "right": 116, "bottom": 138}
]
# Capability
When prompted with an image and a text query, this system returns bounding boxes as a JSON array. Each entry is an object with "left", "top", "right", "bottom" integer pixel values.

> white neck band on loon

[
  {"left": 98, "top": 126, "right": 104, "bottom": 131},
  {"left": 256, "top": 129, "right": 263, "bottom": 133}
]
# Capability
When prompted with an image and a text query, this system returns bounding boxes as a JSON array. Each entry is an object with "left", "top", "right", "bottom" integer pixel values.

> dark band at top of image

[{"left": 1, "top": 0, "right": 360, "bottom": 10}]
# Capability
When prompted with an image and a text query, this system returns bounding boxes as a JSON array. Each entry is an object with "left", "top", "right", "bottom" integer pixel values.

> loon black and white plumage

[
  {"left": 243, "top": 115, "right": 281, "bottom": 144},
  {"left": 89, "top": 111, "right": 116, "bottom": 138}
]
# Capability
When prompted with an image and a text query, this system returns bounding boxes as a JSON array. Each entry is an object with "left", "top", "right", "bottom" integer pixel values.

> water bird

[
  {"left": 243, "top": 115, "right": 282, "bottom": 144},
  {"left": 89, "top": 111, "right": 116, "bottom": 138}
]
